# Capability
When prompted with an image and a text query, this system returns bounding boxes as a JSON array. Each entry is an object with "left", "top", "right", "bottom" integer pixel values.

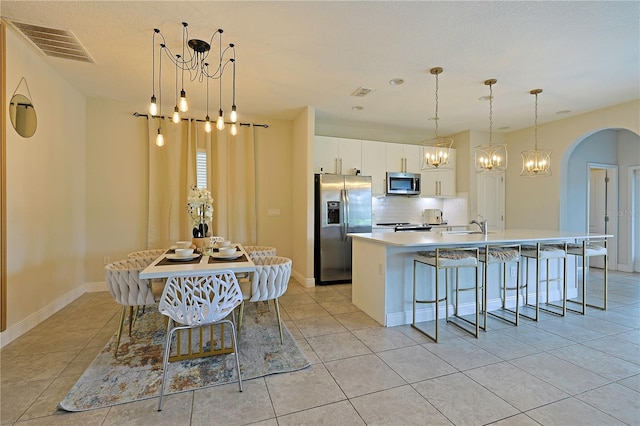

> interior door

[
  {"left": 477, "top": 172, "right": 505, "bottom": 231},
  {"left": 588, "top": 165, "right": 617, "bottom": 269}
]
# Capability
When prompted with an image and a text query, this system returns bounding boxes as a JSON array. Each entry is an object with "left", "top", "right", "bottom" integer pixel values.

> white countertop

[{"left": 351, "top": 228, "right": 612, "bottom": 247}]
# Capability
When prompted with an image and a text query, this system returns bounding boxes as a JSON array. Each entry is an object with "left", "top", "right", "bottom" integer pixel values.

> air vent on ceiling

[
  {"left": 7, "top": 20, "right": 94, "bottom": 63},
  {"left": 351, "top": 87, "right": 374, "bottom": 97}
]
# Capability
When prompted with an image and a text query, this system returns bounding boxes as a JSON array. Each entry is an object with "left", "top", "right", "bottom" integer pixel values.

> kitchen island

[{"left": 350, "top": 229, "right": 610, "bottom": 326}]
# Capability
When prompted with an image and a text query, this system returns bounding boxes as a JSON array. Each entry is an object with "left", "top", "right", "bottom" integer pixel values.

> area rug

[{"left": 59, "top": 302, "right": 310, "bottom": 411}]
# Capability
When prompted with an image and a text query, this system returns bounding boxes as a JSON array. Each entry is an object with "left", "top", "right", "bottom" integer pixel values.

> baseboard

[{"left": 291, "top": 268, "right": 315, "bottom": 288}]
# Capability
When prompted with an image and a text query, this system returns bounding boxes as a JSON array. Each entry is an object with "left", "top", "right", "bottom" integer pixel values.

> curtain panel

[{"left": 146, "top": 118, "right": 256, "bottom": 248}]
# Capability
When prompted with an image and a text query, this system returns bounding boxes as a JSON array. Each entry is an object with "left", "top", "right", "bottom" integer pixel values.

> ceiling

[{"left": 2, "top": 1, "right": 639, "bottom": 141}]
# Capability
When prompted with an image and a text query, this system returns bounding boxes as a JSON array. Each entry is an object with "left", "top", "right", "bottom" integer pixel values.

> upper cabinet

[
  {"left": 386, "top": 144, "right": 421, "bottom": 173},
  {"left": 314, "top": 137, "right": 456, "bottom": 197},
  {"left": 360, "top": 140, "right": 388, "bottom": 195},
  {"left": 314, "top": 136, "right": 362, "bottom": 175},
  {"left": 421, "top": 148, "right": 456, "bottom": 197}
]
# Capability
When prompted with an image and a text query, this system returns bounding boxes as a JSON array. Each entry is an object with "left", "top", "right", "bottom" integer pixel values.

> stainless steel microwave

[{"left": 386, "top": 172, "right": 421, "bottom": 195}]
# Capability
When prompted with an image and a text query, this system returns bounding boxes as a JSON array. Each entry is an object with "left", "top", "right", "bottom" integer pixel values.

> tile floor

[{"left": 1, "top": 269, "right": 639, "bottom": 425}]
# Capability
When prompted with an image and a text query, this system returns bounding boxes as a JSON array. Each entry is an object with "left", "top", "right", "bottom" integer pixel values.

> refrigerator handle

[
  {"left": 344, "top": 189, "right": 351, "bottom": 237},
  {"left": 340, "top": 189, "right": 349, "bottom": 241}
]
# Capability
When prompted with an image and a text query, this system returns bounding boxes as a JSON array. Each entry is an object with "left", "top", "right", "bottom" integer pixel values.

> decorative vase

[{"left": 192, "top": 237, "right": 208, "bottom": 253}]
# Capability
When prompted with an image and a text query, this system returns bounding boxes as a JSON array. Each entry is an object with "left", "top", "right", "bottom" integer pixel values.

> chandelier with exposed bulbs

[{"left": 149, "top": 22, "right": 237, "bottom": 147}]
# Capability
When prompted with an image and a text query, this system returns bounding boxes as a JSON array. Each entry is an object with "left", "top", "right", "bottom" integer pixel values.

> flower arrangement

[{"left": 187, "top": 186, "right": 213, "bottom": 238}]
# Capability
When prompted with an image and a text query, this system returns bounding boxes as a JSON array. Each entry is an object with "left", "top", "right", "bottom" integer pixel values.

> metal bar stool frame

[
  {"left": 412, "top": 247, "right": 480, "bottom": 342},
  {"left": 520, "top": 242, "right": 568, "bottom": 321},
  {"left": 479, "top": 244, "right": 522, "bottom": 327},
  {"left": 565, "top": 238, "right": 608, "bottom": 313}
]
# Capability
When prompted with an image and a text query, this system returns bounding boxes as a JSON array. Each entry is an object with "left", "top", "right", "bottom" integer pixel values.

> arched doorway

[{"left": 559, "top": 128, "right": 640, "bottom": 272}]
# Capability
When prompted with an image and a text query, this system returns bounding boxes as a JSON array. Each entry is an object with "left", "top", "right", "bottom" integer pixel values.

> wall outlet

[
  {"left": 104, "top": 256, "right": 110, "bottom": 265},
  {"left": 510, "top": 265, "right": 517, "bottom": 277}
]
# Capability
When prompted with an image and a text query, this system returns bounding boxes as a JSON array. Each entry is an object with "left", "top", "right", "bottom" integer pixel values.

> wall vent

[
  {"left": 351, "top": 87, "right": 374, "bottom": 97},
  {"left": 7, "top": 20, "right": 94, "bottom": 63}
]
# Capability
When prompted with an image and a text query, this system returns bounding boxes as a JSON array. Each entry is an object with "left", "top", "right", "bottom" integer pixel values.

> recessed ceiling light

[
  {"left": 352, "top": 106, "right": 364, "bottom": 111},
  {"left": 556, "top": 110, "right": 571, "bottom": 114},
  {"left": 389, "top": 78, "right": 404, "bottom": 86}
]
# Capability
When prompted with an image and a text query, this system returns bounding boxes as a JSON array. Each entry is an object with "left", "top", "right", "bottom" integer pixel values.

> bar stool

[
  {"left": 520, "top": 242, "right": 568, "bottom": 321},
  {"left": 479, "top": 244, "right": 522, "bottom": 327},
  {"left": 566, "top": 238, "right": 608, "bottom": 313},
  {"left": 412, "top": 247, "right": 480, "bottom": 342}
]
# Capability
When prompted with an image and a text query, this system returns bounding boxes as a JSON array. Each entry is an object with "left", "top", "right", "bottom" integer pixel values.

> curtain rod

[{"left": 132, "top": 112, "right": 269, "bottom": 128}]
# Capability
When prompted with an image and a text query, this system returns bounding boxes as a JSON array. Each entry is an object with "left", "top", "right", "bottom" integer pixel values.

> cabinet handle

[
  {"left": 339, "top": 158, "right": 343, "bottom": 174},
  {"left": 334, "top": 158, "right": 338, "bottom": 174}
]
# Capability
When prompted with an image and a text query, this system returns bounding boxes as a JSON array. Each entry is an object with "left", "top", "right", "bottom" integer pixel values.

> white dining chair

[
  {"left": 127, "top": 249, "right": 166, "bottom": 259},
  {"left": 157, "top": 270, "right": 244, "bottom": 411},
  {"left": 243, "top": 245, "right": 277, "bottom": 262},
  {"left": 104, "top": 256, "right": 162, "bottom": 358},
  {"left": 237, "top": 256, "right": 291, "bottom": 344}
]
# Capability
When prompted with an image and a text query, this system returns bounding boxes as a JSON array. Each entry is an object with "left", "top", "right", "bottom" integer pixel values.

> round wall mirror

[{"left": 9, "top": 93, "right": 37, "bottom": 138}]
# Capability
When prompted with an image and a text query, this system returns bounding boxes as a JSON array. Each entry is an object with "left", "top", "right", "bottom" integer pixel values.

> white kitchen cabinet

[
  {"left": 314, "top": 136, "right": 362, "bottom": 175},
  {"left": 360, "top": 140, "right": 387, "bottom": 195},
  {"left": 421, "top": 148, "right": 456, "bottom": 197},
  {"left": 386, "top": 143, "right": 421, "bottom": 173}
]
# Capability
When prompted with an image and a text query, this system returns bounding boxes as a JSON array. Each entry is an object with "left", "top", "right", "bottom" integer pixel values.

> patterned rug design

[{"left": 59, "top": 302, "right": 310, "bottom": 411}]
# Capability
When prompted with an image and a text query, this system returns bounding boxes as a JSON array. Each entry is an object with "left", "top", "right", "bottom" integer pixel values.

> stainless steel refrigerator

[{"left": 314, "top": 174, "right": 372, "bottom": 284}]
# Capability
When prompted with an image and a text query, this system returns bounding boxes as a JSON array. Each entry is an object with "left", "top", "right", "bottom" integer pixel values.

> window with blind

[{"left": 196, "top": 149, "right": 208, "bottom": 189}]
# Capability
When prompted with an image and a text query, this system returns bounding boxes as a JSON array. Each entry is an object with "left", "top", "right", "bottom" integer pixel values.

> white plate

[
  {"left": 166, "top": 253, "right": 200, "bottom": 261},
  {"left": 211, "top": 252, "right": 242, "bottom": 260}
]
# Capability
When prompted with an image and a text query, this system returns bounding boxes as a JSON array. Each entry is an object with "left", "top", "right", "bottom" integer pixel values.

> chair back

[
  {"left": 248, "top": 256, "right": 292, "bottom": 302},
  {"left": 244, "top": 245, "right": 277, "bottom": 262},
  {"left": 127, "top": 249, "right": 166, "bottom": 260},
  {"left": 105, "top": 257, "right": 158, "bottom": 306},
  {"left": 159, "top": 270, "right": 243, "bottom": 327}
]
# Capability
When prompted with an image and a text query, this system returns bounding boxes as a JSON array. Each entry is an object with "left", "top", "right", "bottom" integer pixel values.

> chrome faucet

[{"left": 470, "top": 216, "right": 488, "bottom": 235}]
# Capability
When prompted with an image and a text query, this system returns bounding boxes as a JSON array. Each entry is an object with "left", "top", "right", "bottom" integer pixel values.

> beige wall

[{"left": 4, "top": 27, "right": 87, "bottom": 340}]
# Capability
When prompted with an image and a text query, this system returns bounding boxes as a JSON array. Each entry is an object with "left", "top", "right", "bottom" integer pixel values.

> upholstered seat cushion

[
  {"left": 479, "top": 247, "right": 520, "bottom": 264},
  {"left": 566, "top": 243, "right": 607, "bottom": 257},
  {"left": 415, "top": 250, "right": 478, "bottom": 268},
  {"left": 521, "top": 245, "right": 566, "bottom": 260}
]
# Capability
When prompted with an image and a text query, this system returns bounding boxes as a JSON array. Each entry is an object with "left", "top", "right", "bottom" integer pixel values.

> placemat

[
  {"left": 208, "top": 253, "right": 248, "bottom": 264},
  {"left": 157, "top": 255, "right": 202, "bottom": 266}
]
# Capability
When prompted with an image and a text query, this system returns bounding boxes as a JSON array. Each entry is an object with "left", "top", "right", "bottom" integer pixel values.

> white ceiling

[{"left": 2, "top": 1, "right": 639, "bottom": 141}]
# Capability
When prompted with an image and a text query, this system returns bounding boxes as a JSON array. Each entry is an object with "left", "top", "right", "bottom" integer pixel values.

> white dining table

[{"left": 139, "top": 243, "right": 256, "bottom": 280}]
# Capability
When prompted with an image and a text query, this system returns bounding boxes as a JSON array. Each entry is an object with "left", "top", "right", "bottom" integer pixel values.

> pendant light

[
  {"left": 204, "top": 62, "right": 212, "bottom": 133},
  {"left": 178, "top": 24, "right": 188, "bottom": 112},
  {"left": 149, "top": 29, "right": 159, "bottom": 116},
  {"left": 155, "top": 38, "right": 164, "bottom": 147},
  {"left": 216, "top": 71, "right": 225, "bottom": 130},
  {"left": 420, "top": 67, "right": 453, "bottom": 171},
  {"left": 521, "top": 89, "right": 552, "bottom": 176},
  {"left": 475, "top": 79, "right": 508, "bottom": 173},
  {"left": 172, "top": 54, "right": 181, "bottom": 124}
]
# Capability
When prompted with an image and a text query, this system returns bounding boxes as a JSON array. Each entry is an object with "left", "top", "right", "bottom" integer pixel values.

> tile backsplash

[{"left": 372, "top": 193, "right": 468, "bottom": 226}]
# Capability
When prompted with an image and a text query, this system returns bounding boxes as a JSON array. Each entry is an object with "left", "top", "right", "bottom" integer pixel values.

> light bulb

[
  {"left": 205, "top": 116, "right": 211, "bottom": 133},
  {"left": 156, "top": 129, "right": 164, "bottom": 147},
  {"left": 216, "top": 110, "right": 225, "bottom": 130},
  {"left": 179, "top": 90, "right": 188, "bottom": 112},
  {"left": 149, "top": 95, "right": 157, "bottom": 116},
  {"left": 230, "top": 105, "right": 237, "bottom": 123},
  {"left": 172, "top": 106, "right": 180, "bottom": 123},
  {"left": 231, "top": 123, "right": 238, "bottom": 136}
]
